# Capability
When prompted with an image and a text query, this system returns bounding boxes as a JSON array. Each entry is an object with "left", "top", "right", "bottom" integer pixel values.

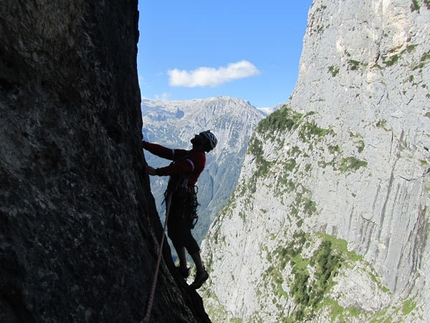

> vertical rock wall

[
  {"left": 0, "top": 1, "right": 210, "bottom": 322},
  {"left": 201, "top": 0, "right": 430, "bottom": 322},
  {"left": 295, "top": 0, "right": 430, "bottom": 303}
]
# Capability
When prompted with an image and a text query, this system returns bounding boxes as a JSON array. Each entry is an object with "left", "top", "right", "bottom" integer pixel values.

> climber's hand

[{"left": 145, "top": 165, "right": 157, "bottom": 175}]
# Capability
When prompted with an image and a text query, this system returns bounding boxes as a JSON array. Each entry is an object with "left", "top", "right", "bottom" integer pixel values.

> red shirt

[{"left": 142, "top": 141, "right": 206, "bottom": 186}]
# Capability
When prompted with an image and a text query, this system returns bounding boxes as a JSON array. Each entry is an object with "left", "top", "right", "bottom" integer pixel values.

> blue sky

[{"left": 137, "top": 1, "right": 313, "bottom": 108}]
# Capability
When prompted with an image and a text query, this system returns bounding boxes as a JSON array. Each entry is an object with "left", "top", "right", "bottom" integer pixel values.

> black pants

[{"left": 167, "top": 192, "right": 199, "bottom": 254}]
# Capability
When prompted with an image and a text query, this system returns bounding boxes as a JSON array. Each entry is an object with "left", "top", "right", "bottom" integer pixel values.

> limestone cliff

[
  {"left": 0, "top": 1, "right": 210, "bottom": 322},
  {"left": 202, "top": 0, "right": 430, "bottom": 322}
]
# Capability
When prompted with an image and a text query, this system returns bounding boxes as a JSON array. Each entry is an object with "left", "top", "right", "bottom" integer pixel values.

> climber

[{"left": 143, "top": 130, "right": 217, "bottom": 289}]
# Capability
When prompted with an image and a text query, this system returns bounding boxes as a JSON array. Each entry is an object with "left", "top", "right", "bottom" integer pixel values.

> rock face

[
  {"left": 202, "top": 0, "right": 430, "bottom": 322},
  {"left": 141, "top": 97, "right": 265, "bottom": 243},
  {"left": 1, "top": 1, "right": 210, "bottom": 322}
]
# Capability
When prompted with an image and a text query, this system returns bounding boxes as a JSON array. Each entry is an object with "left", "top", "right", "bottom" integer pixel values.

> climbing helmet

[{"left": 200, "top": 130, "right": 217, "bottom": 151}]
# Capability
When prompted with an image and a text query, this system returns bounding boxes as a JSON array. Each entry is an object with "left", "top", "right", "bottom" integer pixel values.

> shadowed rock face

[{"left": 0, "top": 1, "right": 210, "bottom": 322}]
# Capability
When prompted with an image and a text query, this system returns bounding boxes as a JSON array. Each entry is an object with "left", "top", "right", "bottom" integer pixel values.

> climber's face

[{"left": 191, "top": 134, "right": 205, "bottom": 149}]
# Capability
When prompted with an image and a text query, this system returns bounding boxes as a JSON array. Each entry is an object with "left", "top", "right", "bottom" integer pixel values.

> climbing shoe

[
  {"left": 177, "top": 266, "right": 190, "bottom": 279},
  {"left": 190, "top": 269, "right": 209, "bottom": 289}
]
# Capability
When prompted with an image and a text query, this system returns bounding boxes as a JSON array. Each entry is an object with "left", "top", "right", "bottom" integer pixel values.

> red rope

[{"left": 140, "top": 192, "right": 172, "bottom": 323}]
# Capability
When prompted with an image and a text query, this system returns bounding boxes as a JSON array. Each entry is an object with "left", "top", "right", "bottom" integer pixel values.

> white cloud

[
  {"left": 167, "top": 60, "right": 260, "bottom": 87},
  {"left": 154, "top": 93, "right": 171, "bottom": 101}
]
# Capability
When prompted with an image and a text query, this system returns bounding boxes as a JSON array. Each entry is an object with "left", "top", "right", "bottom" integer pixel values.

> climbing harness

[
  {"left": 188, "top": 185, "right": 199, "bottom": 229},
  {"left": 164, "top": 156, "right": 200, "bottom": 229},
  {"left": 140, "top": 192, "right": 172, "bottom": 323}
]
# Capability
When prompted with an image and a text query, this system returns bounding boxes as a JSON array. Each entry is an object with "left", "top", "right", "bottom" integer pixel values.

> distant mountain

[
  {"left": 141, "top": 96, "right": 266, "bottom": 243},
  {"left": 257, "top": 102, "right": 285, "bottom": 115}
]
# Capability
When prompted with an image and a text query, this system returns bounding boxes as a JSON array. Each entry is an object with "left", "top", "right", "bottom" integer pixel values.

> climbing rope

[{"left": 140, "top": 192, "right": 172, "bottom": 323}]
